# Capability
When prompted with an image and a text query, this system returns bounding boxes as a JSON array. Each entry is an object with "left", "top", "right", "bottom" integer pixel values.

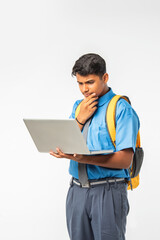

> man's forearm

[
  {"left": 80, "top": 149, "right": 133, "bottom": 169},
  {"left": 50, "top": 148, "right": 133, "bottom": 170}
]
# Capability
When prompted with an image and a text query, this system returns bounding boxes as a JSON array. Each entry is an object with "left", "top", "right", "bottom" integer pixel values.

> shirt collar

[{"left": 98, "top": 88, "right": 115, "bottom": 107}]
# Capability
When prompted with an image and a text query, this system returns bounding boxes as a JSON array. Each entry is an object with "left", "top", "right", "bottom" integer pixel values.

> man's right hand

[{"left": 76, "top": 93, "right": 98, "bottom": 125}]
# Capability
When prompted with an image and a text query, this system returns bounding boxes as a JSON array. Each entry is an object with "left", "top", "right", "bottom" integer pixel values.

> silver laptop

[{"left": 23, "top": 119, "right": 113, "bottom": 155}]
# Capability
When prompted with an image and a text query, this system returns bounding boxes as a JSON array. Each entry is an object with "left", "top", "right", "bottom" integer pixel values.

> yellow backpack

[
  {"left": 106, "top": 95, "right": 143, "bottom": 190},
  {"left": 75, "top": 95, "right": 144, "bottom": 190}
]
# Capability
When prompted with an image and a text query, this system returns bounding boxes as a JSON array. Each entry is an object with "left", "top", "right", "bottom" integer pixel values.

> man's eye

[{"left": 88, "top": 81, "right": 94, "bottom": 84}]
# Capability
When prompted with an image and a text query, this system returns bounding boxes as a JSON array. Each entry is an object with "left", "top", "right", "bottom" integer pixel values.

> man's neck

[{"left": 99, "top": 85, "right": 110, "bottom": 97}]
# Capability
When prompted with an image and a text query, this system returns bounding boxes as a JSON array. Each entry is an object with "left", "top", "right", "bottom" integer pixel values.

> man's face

[{"left": 76, "top": 73, "right": 109, "bottom": 98}]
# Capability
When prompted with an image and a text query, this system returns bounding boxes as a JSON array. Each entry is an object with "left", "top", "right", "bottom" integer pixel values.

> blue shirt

[{"left": 69, "top": 88, "right": 140, "bottom": 180}]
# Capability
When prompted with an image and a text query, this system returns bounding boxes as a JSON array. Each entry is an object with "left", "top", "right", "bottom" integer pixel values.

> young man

[{"left": 50, "top": 53, "right": 140, "bottom": 240}]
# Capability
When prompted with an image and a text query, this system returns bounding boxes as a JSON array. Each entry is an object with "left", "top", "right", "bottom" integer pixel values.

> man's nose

[{"left": 83, "top": 84, "right": 89, "bottom": 92}]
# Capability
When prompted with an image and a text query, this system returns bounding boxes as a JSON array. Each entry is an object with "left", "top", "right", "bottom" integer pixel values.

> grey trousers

[{"left": 66, "top": 181, "right": 129, "bottom": 240}]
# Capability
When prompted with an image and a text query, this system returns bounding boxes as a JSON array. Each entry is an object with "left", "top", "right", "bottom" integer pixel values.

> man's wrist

[{"left": 76, "top": 117, "right": 85, "bottom": 126}]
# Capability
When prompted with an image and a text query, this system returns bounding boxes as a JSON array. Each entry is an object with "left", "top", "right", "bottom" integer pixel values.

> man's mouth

[{"left": 84, "top": 93, "right": 91, "bottom": 97}]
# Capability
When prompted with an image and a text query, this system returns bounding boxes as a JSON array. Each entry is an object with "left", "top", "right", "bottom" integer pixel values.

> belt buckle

[{"left": 81, "top": 181, "right": 90, "bottom": 188}]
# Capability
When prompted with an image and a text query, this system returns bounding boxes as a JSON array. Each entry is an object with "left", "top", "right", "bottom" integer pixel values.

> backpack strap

[
  {"left": 106, "top": 95, "right": 130, "bottom": 148},
  {"left": 75, "top": 101, "right": 83, "bottom": 119},
  {"left": 136, "top": 130, "right": 141, "bottom": 148}
]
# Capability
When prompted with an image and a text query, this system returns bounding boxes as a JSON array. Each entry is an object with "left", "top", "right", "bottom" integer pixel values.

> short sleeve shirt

[{"left": 69, "top": 88, "right": 140, "bottom": 180}]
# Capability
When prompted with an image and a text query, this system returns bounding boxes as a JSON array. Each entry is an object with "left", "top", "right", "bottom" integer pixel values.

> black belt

[{"left": 71, "top": 177, "right": 127, "bottom": 188}]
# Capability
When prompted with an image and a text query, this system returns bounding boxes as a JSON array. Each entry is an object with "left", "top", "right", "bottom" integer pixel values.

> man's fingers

[
  {"left": 49, "top": 151, "right": 62, "bottom": 158},
  {"left": 85, "top": 95, "right": 98, "bottom": 104},
  {"left": 84, "top": 93, "right": 97, "bottom": 102},
  {"left": 56, "top": 148, "right": 64, "bottom": 155},
  {"left": 89, "top": 101, "right": 98, "bottom": 109},
  {"left": 86, "top": 97, "right": 98, "bottom": 106},
  {"left": 56, "top": 148, "right": 75, "bottom": 159},
  {"left": 50, "top": 148, "right": 84, "bottom": 160},
  {"left": 91, "top": 106, "right": 97, "bottom": 112}
]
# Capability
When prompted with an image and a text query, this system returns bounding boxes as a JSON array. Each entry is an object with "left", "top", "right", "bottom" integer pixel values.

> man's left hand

[{"left": 50, "top": 148, "right": 85, "bottom": 163}]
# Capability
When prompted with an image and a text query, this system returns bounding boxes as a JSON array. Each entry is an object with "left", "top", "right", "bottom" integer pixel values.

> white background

[{"left": 0, "top": 0, "right": 160, "bottom": 239}]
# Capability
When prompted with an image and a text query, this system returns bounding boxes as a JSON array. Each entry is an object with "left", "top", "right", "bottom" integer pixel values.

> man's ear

[{"left": 102, "top": 73, "right": 109, "bottom": 83}]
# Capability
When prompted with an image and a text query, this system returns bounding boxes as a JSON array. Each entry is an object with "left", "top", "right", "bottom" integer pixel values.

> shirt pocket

[{"left": 88, "top": 125, "right": 114, "bottom": 150}]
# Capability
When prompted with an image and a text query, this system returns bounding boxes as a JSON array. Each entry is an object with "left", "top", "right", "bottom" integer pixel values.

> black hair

[{"left": 72, "top": 53, "right": 106, "bottom": 78}]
